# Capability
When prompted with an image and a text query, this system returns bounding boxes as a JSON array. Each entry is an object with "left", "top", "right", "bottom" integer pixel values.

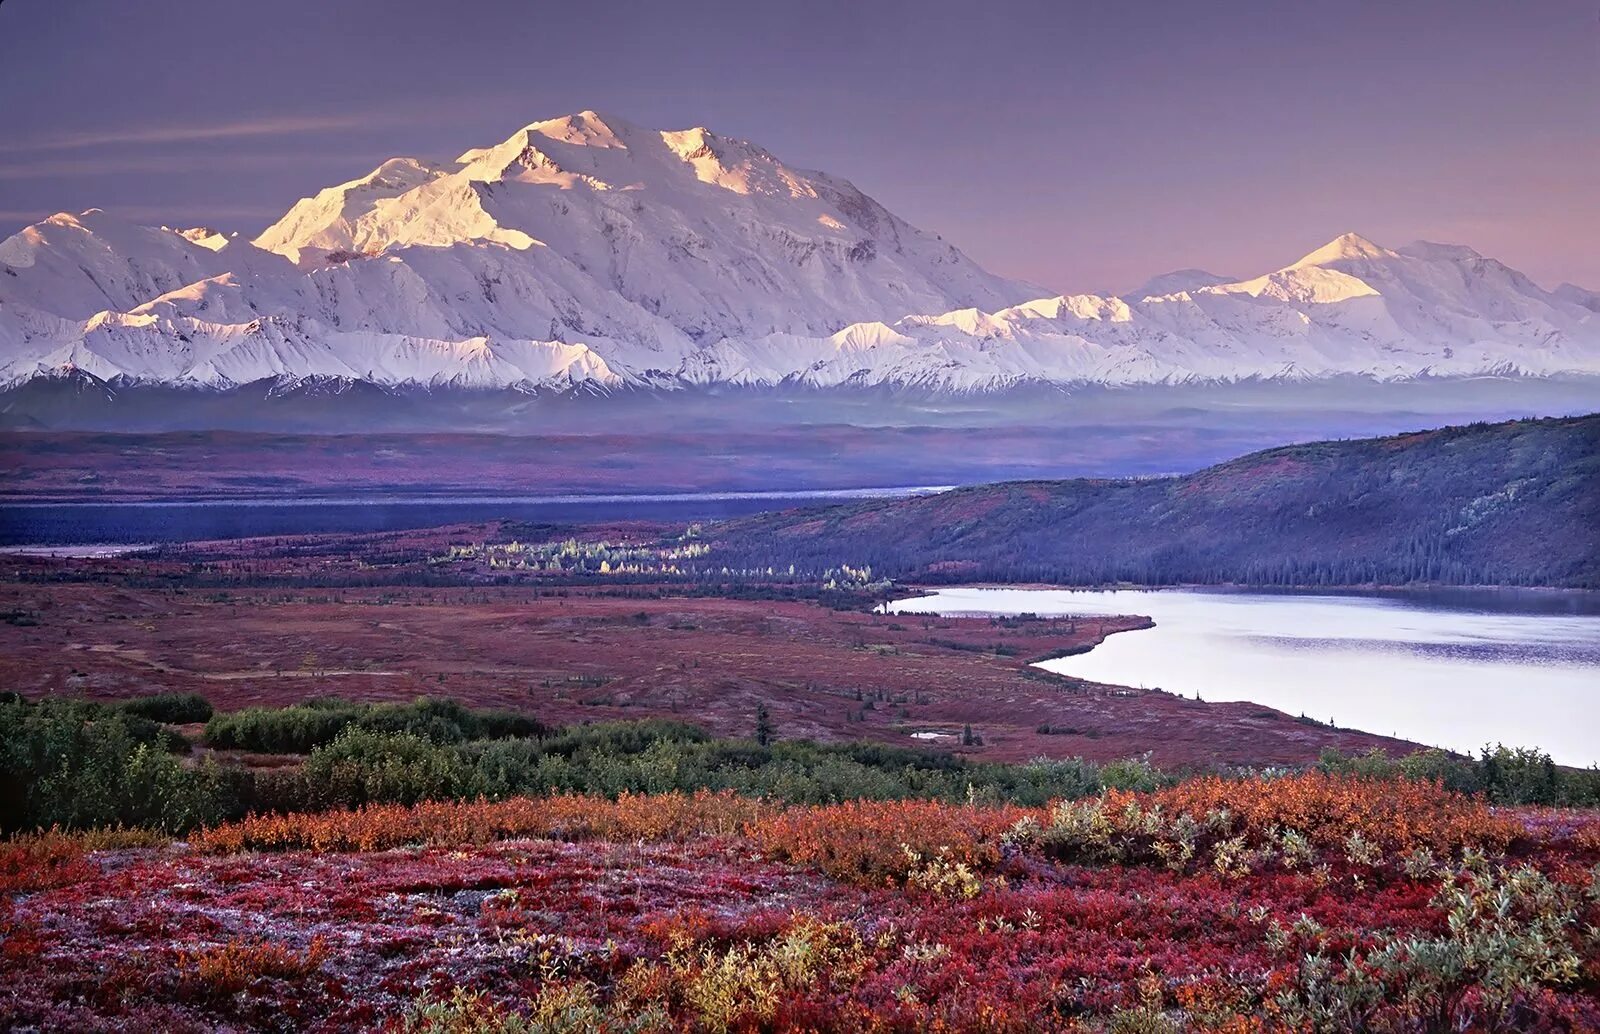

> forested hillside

[{"left": 711, "top": 415, "right": 1600, "bottom": 587}]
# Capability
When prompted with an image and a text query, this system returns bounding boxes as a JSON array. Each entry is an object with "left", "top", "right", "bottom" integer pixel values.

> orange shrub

[
  {"left": 187, "top": 775, "right": 1524, "bottom": 890},
  {"left": 1130, "top": 772, "right": 1520, "bottom": 853},
  {"left": 192, "top": 792, "right": 1030, "bottom": 889},
  {"left": 750, "top": 798, "right": 1028, "bottom": 886},
  {"left": 191, "top": 790, "right": 770, "bottom": 855},
  {"left": 183, "top": 936, "right": 330, "bottom": 995}
]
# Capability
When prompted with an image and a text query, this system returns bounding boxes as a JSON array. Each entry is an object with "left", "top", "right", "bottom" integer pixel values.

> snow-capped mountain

[
  {"left": 1, "top": 112, "right": 1597, "bottom": 398},
  {"left": 1120, "top": 269, "right": 1235, "bottom": 301}
]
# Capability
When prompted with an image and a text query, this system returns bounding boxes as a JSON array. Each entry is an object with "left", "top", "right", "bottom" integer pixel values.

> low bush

[
  {"left": 751, "top": 798, "right": 1025, "bottom": 887},
  {"left": 190, "top": 790, "right": 769, "bottom": 854},
  {"left": 119, "top": 692, "right": 214, "bottom": 725},
  {"left": 203, "top": 696, "right": 547, "bottom": 754},
  {"left": 0, "top": 698, "right": 240, "bottom": 834},
  {"left": 1031, "top": 772, "right": 1522, "bottom": 876},
  {"left": 181, "top": 936, "right": 330, "bottom": 996},
  {"left": 302, "top": 728, "right": 476, "bottom": 808},
  {"left": 7, "top": 773, "right": 1598, "bottom": 1031},
  {"left": 1319, "top": 744, "right": 1600, "bottom": 807},
  {"left": 0, "top": 833, "right": 94, "bottom": 893}
]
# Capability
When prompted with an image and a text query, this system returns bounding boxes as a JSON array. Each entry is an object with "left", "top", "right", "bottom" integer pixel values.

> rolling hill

[{"left": 709, "top": 414, "right": 1600, "bottom": 588}]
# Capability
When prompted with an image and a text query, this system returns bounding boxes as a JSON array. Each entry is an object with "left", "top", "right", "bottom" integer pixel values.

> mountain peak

[
  {"left": 42, "top": 209, "right": 101, "bottom": 230},
  {"left": 661, "top": 124, "right": 717, "bottom": 156},
  {"left": 525, "top": 110, "right": 631, "bottom": 149},
  {"left": 5, "top": 114, "right": 1596, "bottom": 399},
  {"left": 1289, "top": 232, "right": 1392, "bottom": 269},
  {"left": 1123, "top": 268, "right": 1233, "bottom": 299},
  {"left": 253, "top": 154, "right": 459, "bottom": 264}
]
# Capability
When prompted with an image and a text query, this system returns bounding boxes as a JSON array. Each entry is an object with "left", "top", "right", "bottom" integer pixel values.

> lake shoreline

[
  {"left": 898, "top": 582, "right": 1600, "bottom": 609},
  {"left": 1022, "top": 616, "right": 1158, "bottom": 664},
  {"left": 888, "top": 586, "right": 1600, "bottom": 766}
]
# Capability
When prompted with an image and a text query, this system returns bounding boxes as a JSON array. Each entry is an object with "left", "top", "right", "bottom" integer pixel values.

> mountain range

[{"left": 2, "top": 110, "right": 1598, "bottom": 404}]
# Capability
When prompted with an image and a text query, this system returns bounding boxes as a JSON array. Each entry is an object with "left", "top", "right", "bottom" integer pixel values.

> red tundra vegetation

[
  {"left": 0, "top": 563, "right": 1421, "bottom": 768},
  {"left": 3, "top": 774, "right": 1597, "bottom": 1032}
]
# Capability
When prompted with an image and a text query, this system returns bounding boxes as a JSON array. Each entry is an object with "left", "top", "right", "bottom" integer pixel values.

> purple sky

[{"left": 1, "top": 0, "right": 1595, "bottom": 295}]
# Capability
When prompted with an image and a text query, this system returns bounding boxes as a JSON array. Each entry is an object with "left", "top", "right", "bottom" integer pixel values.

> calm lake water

[
  {"left": 886, "top": 587, "right": 1600, "bottom": 767},
  {"left": 0, "top": 487, "right": 948, "bottom": 545}
]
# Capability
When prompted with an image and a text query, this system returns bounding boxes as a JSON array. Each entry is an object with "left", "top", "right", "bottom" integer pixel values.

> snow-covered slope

[
  {"left": 0, "top": 210, "right": 239, "bottom": 319},
  {"left": 2, "top": 114, "right": 1597, "bottom": 397},
  {"left": 247, "top": 111, "right": 1035, "bottom": 344},
  {"left": 1121, "top": 269, "right": 1234, "bottom": 300}
]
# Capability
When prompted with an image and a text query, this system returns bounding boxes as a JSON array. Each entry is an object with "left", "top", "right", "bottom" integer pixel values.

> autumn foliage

[
  {"left": 1141, "top": 772, "right": 1523, "bottom": 852},
  {"left": 191, "top": 773, "right": 1528, "bottom": 882},
  {"left": 190, "top": 789, "right": 769, "bottom": 855},
  {"left": 751, "top": 798, "right": 1030, "bottom": 886},
  {"left": 5, "top": 775, "right": 1598, "bottom": 1031},
  {"left": 183, "top": 936, "right": 331, "bottom": 996}
]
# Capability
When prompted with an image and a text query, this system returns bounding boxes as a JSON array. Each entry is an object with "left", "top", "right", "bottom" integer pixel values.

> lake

[
  {"left": 0, "top": 486, "right": 948, "bottom": 545},
  {"left": 885, "top": 587, "right": 1600, "bottom": 767}
]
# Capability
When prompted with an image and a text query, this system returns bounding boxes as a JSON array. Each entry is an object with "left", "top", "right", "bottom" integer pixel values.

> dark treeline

[
  {"left": 4, "top": 693, "right": 1597, "bottom": 837},
  {"left": 9, "top": 567, "right": 889, "bottom": 614},
  {"left": 0, "top": 694, "right": 1159, "bottom": 834},
  {"left": 709, "top": 415, "right": 1600, "bottom": 588},
  {"left": 203, "top": 697, "right": 548, "bottom": 753}
]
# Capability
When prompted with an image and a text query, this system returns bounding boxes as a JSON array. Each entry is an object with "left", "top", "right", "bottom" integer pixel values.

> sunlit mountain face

[{"left": 2, "top": 112, "right": 1597, "bottom": 411}]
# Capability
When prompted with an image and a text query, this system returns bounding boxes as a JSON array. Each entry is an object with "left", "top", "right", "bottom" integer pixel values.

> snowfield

[{"left": 2, "top": 111, "right": 1598, "bottom": 397}]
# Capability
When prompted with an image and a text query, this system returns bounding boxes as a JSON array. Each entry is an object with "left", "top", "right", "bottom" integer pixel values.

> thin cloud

[
  {"left": 0, "top": 90, "right": 543, "bottom": 157},
  {"left": 0, "top": 112, "right": 404, "bottom": 154},
  {"left": 0, "top": 152, "right": 377, "bottom": 180},
  {"left": 0, "top": 209, "right": 62, "bottom": 223}
]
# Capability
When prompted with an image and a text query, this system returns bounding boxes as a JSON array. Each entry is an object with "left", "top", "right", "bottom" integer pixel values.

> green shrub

[
  {"left": 1099, "top": 753, "right": 1169, "bottom": 792},
  {"left": 535, "top": 718, "right": 709, "bottom": 758},
  {"left": 1318, "top": 746, "right": 1400, "bottom": 780},
  {"left": 1480, "top": 745, "right": 1564, "bottom": 806},
  {"left": 303, "top": 728, "right": 475, "bottom": 808},
  {"left": 0, "top": 699, "right": 238, "bottom": 834},
  {"left": 1397, "top": 747, "right": 1483, "bottom": 795},
  {"left": 205, "top": 703, "right": 358, "bottom": 753},
  {"left": 1319, "top": 744, "right": 1600, "bottom": 806},
  {"left": 204, "top": 697, "right": 548, "bottom": 754},
  {"left": 17, "top": 690, "right": 1597, "bottom": 840},
  {"left": 119, "top": 692, "right": 214, "bottom": 725}
]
